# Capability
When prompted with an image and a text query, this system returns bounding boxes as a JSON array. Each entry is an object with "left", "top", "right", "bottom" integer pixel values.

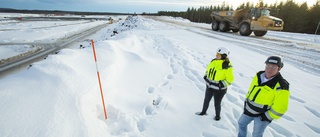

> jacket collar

[{"left": 257, "top": 71, "right": 282, "bottom": 89}]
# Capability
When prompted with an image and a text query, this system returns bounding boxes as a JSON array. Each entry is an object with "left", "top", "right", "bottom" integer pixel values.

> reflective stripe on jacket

[
  {"left": 204, "top": 59, "right": 234, "bottom": 90},
  {"left": 244, "top": 71, "right": 290, "bottom": 121}
]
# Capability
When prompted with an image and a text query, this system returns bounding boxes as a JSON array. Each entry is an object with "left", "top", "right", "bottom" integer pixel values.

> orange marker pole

[{"left": 91, "top": 39, "right": 108, "bottom": 120}]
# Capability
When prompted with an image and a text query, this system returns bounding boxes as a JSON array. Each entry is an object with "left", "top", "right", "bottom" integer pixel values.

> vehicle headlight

[{"left": 273, "top": 19, "right": 283, "bottom": 27}]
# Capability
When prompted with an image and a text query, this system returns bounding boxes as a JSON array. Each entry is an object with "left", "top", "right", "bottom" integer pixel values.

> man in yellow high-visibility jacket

[{"left": 238, "top": 56, "right": 290, "bottom": 137}]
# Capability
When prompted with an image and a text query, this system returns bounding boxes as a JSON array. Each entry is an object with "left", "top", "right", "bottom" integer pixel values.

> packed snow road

[
  {"left": 147, "top": 16, "right": 320, "bottom": 76},
  {"left": 0, "top": 17, "right": 110, "bottom": 74},
  {"left": 187, "top": 28, "right": 320, "bottom": 75},
  {"left": 0, "top": 20, "right": 94, "bottom": 31}
]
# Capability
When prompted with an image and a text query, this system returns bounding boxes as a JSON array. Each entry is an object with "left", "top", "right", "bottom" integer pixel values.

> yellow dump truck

[{"left": 210, "top": 8, "right": 284, "bottom": 36}]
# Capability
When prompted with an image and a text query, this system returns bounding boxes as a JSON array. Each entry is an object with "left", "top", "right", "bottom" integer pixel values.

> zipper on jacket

[
  {"left": 248, "top": 85, "right": 256, "bottom": 98},
  {"left": 252, "top": 89, "right": 261, "bottom": 102}
]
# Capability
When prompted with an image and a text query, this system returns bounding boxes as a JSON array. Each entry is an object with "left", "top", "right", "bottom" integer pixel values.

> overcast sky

[{"left": 1, "top": 0, "right": 317, "bottom": 13}]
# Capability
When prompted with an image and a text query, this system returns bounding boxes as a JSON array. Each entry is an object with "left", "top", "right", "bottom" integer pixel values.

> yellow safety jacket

[
  {"left": 244, "top": 71, "right": 290, "bottom": 122},
  {"left": 204, "top": 59, "right": 234, "bottom": 90}
]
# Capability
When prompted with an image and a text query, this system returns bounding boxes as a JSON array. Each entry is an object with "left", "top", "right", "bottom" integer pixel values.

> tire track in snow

[{"left": 186, "top": 28, "right": 320, "bottom": 76}]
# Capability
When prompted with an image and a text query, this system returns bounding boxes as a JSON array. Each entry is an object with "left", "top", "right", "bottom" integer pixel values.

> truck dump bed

[{"left": 211, "top": 9, "right": 250, "bottom": 24}]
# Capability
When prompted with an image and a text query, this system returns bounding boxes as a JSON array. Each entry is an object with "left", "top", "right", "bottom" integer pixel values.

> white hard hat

[{"left": 216, "top": 47, "right": 230, "bottom": 55}]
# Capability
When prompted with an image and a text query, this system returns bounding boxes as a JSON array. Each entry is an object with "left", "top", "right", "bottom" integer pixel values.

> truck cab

[{"left": 248, "top": 8, "right": 283, "bottom": 32}]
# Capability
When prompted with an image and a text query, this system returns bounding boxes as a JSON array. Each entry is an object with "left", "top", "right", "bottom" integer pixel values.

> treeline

[
  {"left": 0, "top": 8, "right": 134, "bottom": 15},
  {"left": 158, "top": 0, "right": 320, "bottom": 34}
]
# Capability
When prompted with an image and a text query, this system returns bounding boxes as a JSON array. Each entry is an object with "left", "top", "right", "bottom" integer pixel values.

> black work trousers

[{"left": 201, "top": 87, "right": 227, "bottom": 117}]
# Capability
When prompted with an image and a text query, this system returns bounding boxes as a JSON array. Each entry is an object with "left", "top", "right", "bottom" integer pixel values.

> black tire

[
  {"left": 211, "top": 21, "right": 219, "bottom": 31},
  {"left": 239, "top": 23, "right": 252, "bottom": 36},
  {"left": 253, "top": 31, "right": 267, "bottom": 36},
  {"left": 219, "top": 21, "right": 228, "bottom": 32}
]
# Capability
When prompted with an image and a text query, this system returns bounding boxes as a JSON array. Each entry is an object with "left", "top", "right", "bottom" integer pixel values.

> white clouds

[
  {"left": 36, "top": 0, "right": 93, "bottom": 4},
  {"left": 74, "top": 0, "right": 221, "bottom": 7}
]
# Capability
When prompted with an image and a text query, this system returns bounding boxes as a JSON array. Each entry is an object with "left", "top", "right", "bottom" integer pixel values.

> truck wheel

[
  {"left": 239, "top": 23, "right": 252, "bottom": 36},
  {"left": 219, "top": 21, "right": 228, "bottom": 32},
  {"left": 212, "top": 21, "right": 219, "bottom": 31},
  {"left": 253, "top": 31, "right": 267, "bottom": 36}
]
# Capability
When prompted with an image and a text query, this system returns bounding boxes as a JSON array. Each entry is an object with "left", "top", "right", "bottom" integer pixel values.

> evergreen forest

[{"left": 157, "top": 0, "right": 320, "bottom": 34}]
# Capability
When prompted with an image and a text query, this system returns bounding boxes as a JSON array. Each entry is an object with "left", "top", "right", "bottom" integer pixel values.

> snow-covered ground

[
  {"left": 0, "top": 14, "right": 320, "bottom": 137},
  {"left": 0, "top": 20, "right": 104, "bottom": 43},
  {"left": 0, "top": 13, "right": 126, "bottom": 60}
]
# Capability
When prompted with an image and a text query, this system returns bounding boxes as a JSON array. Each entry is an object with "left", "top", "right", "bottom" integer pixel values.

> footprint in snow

[
  {"left": 147, "top": 86, "right": 155, "bottom": 93},
  {"left": 281, "top": 114, "right": 295, "bottom": 122},
  {"left": 230, "top": 83, "right": 247, "bottom": 94},
  {"left": 212, "top": 122, "right": 229, "bottom": 131},
  {"left": 238, "top": 72, "right": 251, "bottom": 79},
  {"left": 225, "top": 112, "right": 239, "bottom": 130},
  {"left": 166, "top": 74, "right": 174, "bottom": 79},
  {"left": 145, "top": 104, "right": 156, "bottom": 115},
  {"left": 225, "top": 93, "right": 238, "bottom": 102},
  {"left": 304, "top": 123, "right": 320, "bottom": 134},
  {"left": 159, "top": 80, "right": 169, "bottom": 87},
  {"left": 137, "top": 118, "right": 148, "bottom": 132},
  {"left": 152, "top": 96, "right": 162, "bottom": 107},
  {"left": 170, "top": 64, "right": 178, "bottom": 74},
  {"left": 304, "top": 106, "right": 320, "bottom": 119},
  {"left": 202, "top": 132, "right": 218, "bottom": 137},
  {"left": 232, "top": 108, "right": 242, "bottom": 120},
  {"left": 238, "top": 72, "right": 245, "bottom": 77},
  {"left": 268, "top": 122, "right": 294, "bottom": 137},
  {"left": 290, "top": 95, "right": 306, "bottom": 103}
]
